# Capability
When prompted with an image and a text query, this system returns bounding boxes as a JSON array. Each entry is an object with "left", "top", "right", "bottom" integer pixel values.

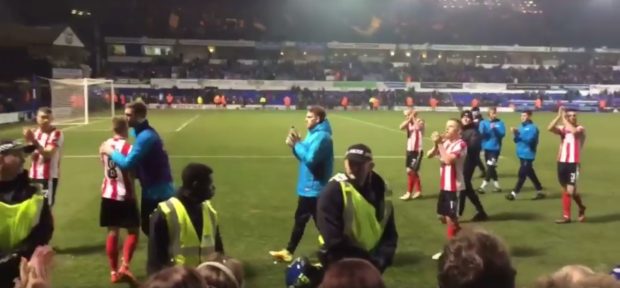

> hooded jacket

[{"left": 293, "top": 119, "right": 334, "bottom": 198}]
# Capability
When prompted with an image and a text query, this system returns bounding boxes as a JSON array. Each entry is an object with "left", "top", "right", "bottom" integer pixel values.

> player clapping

[
  {"left": 548, "top": 107, "right": 586, "bottom": 224},
  {"left": 399, "top": 109, "right": 424, "bottom": 200},
  {"left": 427, "top": 119, "right": 467, "bottom": 260}
]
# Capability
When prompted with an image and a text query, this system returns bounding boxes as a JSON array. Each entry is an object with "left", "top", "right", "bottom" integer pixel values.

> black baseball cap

[
  {"left": 0, "top": 140, "right": 36, "bottom": 155},
  {"left": 461, "top": 110, "right": 473, "bottom": 120},
  {"left": 345, "top": 144, "right": 373, "bottom": 163}
]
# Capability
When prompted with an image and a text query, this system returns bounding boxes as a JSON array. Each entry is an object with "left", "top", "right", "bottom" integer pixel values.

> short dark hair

[
  {"left": 523, "top": 110, "right": 532, "bottom": 116},
  {"left": 126, "top": 101, "right": 148, "bottom": 118},
  {"left": 112, "top": 116, "right": 128, "bottom": 135},
  {"left": 182, "top": 163, "right": 213, "bottom": 188},
  {"left": 37, "top": 107, "right": 52, "bottom": 115},
  {"left": 308, "top": 106, "right": 326, "bottom": 122}
]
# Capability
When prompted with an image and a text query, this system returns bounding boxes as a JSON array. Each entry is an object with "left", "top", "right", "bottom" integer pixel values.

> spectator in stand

[
  {"left": 142, "top": 266, "right": 206, "bottom": 288},
  {"left": 437, "top": 228, "right": 516, "bottom": 288},
  {"left": 320, "top": 258, "right": 385, "bottom": 288},
  {"left": 536, "top": 265, "right": 620, "bottom": 288},
  {"left": 196, "top": 253, "right": 244, "bottom": 288},
  {"left": 166, "top": 93, "right": 174, "bottom": 108},
  {"left": 284, "top": 95, "right": 292, "bottom": 110},
  {"left": 214, "top": 94, "right": 221, "bottom": 108}
]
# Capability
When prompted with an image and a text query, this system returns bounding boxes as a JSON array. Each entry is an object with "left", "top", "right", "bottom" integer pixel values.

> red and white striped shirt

[
  {"left": 557, "top": 125, "right": 585, "bottom": 164},
  {"left": 406, "top": 122, "right": 424, "bottom": 152},
  {"left": 440, "top": 139, "right": 467, "bottom": 192},
  {"left": 100, "top": 137, "right": 135, "bottom": 201},
  {"left": 29, "top": 128, "right": 64, "bottom": 180}
]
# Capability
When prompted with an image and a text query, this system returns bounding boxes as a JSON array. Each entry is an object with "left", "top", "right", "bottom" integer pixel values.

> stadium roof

[{"left": 0, "top": 24, "right": 84, "bottom": 48}]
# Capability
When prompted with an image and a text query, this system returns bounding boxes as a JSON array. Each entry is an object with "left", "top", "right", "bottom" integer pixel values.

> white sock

[
  {"left": 480, "top": 181, "right": 488, "bottom": 189},
  {"left": 511, "top": 191, "right": 517, "bottom": 197},
  {"left": 493, "top": 181, "right": 501, "bottom": 189}
]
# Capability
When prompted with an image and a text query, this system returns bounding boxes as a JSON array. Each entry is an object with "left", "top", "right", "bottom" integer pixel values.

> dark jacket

[
  {"left": 462, "top": 123, "right": 482, "bottom": 164},
  {"left": 0, "top": 171, "right": 53, "bottom": 287},
  {"left": 147, "top": 192, "right": 224, "bottom": 275},
  {"left": 316, "top": 171, "right": 398, "bottom": 273}
]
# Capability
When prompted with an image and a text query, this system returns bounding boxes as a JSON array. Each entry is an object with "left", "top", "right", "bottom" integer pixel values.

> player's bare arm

[
  {"left": 29, "top": 136, "right": 59, "bottom": 160},
  {"left": 437, "top": 142, "right": 457, "bottom": 165},
  {"left": 399, "top": 112, "right": 414, "bottom": 130},
  {"left": 547, "top": 107, "right": 564, "bottom": 134},
  {"left": 427, "top": 132, "right": 443, "bottom": 159},
  {"left": 561, "top": 111, "right": 582, "bottom": 135}
]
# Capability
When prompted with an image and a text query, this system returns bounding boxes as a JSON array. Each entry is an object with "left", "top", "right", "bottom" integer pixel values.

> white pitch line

[
  {"left": 333, "top": 114, "right": 508, "bottom": 160},
  {"left": 62, "top": 154, "right": 405, "bottom": 159},
  {"left": 175, "top": 115, "right": 200, "bottom": 132},
  {"left": 59, "top": 119, "right": 107, "bottom": 132},
  {"left": 332, "top": 114, "right": 401, "bottom": 133},
  {"left": 331, "top": 114, "right": 434, "bottom": 144}
]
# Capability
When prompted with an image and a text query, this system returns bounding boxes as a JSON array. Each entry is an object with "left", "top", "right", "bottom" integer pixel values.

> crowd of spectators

[
  {"left": 106, "top": 60, "right": 620, "bottom": 84},
  {"left": 13, "top": 228, "right": 620, "bottom": 287}
]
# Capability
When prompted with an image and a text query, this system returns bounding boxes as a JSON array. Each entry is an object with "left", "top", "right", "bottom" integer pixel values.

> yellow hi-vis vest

[
  {"left": 158, "top": 197, "right": 218, "bottom": 267},
  {"left": 0, "top": 189, "right": 45, "bottom": 252},
  {"left": 319, "top": 174, "right": 393, "bottom": 252}
]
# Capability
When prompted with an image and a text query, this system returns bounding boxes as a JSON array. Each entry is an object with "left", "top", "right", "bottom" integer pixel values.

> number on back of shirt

[{"left": 107, "top": 158, "right": 118, "bottom": 179}]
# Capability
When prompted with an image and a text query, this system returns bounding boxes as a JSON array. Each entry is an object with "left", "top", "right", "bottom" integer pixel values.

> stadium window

[
  {"left": 143, "top": 45, "right": 172, "bottom": 56},
  {"left": 109, "top": 45, "right": 127, "bottom": 56}
]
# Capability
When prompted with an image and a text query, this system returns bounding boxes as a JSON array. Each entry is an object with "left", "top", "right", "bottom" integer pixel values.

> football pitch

[{"left": 2, "top": 109, "right": 620, "bottom": 287}]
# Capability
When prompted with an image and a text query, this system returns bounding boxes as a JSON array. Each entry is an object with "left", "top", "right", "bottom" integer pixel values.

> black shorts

[
  {"left": 557, "top": 163, "right": 579, "bottom": 186},
  {"left": 100, "top": 198, "right": 140, "bottom": 228},
  {"left": 484, "top": 150, "right": 500, "bottom": 167},
  {"left": 437, "top": 190, "right": 459, "bottom": 219},
  {"left": 405, "top": 150, "right": 423, "bottom": 171},
  {"left": 32, "top": 178, "right": 59, "bottom": 207},
  {"left": 140, "top": 197, "right": 171, "bottom": 235}
]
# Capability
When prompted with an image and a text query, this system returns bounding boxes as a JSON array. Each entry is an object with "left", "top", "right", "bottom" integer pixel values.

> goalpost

[{"left": 47, "top": 78, "right": 116, "bottom": 125}]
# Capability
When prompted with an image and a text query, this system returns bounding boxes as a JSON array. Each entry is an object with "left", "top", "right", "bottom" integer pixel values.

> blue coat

[
  {"left": 110, "top": 120, "right": 175, "bottom": 200},
  {"left": 479, "top": 118, "right": 506, "bottom": 152},
  {"left": 514, "top": 120, "right": 539, "bottom": 160},
  {"left": 293, "top": 120, "right": 334, "bottom": 198}
]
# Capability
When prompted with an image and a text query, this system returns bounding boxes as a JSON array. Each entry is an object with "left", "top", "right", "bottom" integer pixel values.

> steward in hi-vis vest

[
  {"left": 317, "top": 144, "right": 398, "bottom": 273},
  {"left": 0, "top": 140, "right": 53, "bottom": 287},
  {"left": 147, "top": 163, "right": 224, "bottom": 275}
]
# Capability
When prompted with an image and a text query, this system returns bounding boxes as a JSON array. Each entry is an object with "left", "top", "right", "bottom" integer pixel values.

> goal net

[{"left": 48, "top": 78, "right": 116, "bottom": 125}]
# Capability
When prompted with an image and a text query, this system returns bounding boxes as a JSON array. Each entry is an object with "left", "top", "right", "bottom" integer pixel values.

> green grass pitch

[{"left": 2, "top": 109, "right": 620, "bottom": 287}]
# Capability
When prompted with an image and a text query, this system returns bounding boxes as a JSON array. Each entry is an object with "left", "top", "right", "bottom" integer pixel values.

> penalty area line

[{"left": 175, "top": 115, "right": 200, "bottom": 132}]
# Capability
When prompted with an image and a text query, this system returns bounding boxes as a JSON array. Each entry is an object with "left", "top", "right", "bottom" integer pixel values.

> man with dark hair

[
  {"left": 506, "top": 111, "right": 544, "bottom": 201},
  {"left": 478, "top": 107, "right": 506, "bottom": 193},
  {"left": 0, "top": 139, "right": 54, "bottom": 287},
  {"left": 471, "top": 107, "right": 486, "bottom": 178},
  {"left": 147, "top": 163, "right": 224, "bottom": 275},
  {"left": 270, "top": 106, "right": 334, "bottom": 262},
  {"left": 317, "top": 144, "right": 398, "bottom": 273},
  {"left": 548, "top": 107, "right": 586, "bottom": 224},
  {"left": 459, "top": 111, "right": 488, "bottom": 221},
  {"left": 23, "top": 107, "right": 64, "bottom": 208},
  {"left": 100, "top": 100, "right": 174, "bottom": 236}
]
